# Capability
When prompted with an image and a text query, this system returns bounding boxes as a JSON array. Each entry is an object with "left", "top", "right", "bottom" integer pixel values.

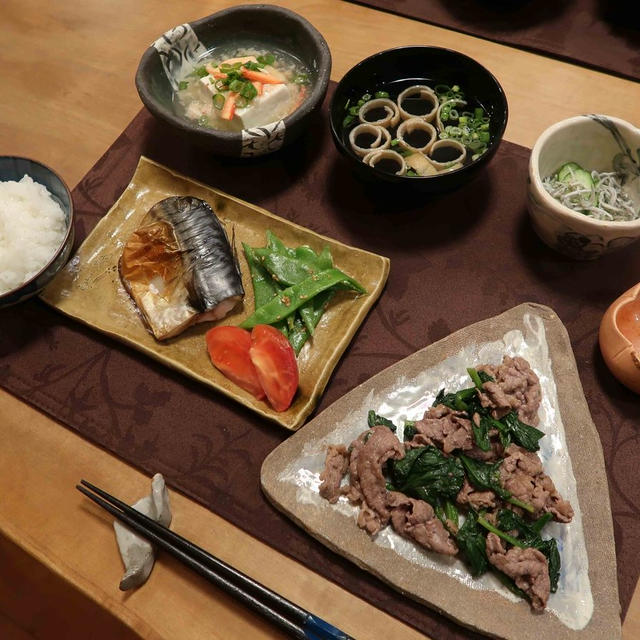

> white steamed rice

[{"left": 0, "top": 175, "right": 67, "bottom": 295}]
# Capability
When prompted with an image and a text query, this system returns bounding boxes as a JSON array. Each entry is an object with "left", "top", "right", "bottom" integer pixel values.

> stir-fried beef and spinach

[{"left": 318, "top": 356, "right": 573, "bottom": 612}]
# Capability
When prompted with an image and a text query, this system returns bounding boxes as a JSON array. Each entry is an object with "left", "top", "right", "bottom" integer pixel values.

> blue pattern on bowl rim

[{"left": 0, "top": 156, "right": 74, "bottom": 308}]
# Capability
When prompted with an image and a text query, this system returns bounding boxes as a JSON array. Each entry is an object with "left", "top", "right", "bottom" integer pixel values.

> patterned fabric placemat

[
  {"left": 346, "top": 0, "right": 640, "bottom": 81},
  {"left": 1, "top": 87, "right": 638, "bottom": 637}
]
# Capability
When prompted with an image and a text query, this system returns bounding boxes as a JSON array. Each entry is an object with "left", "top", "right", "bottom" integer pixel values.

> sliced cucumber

[
  {"left": 556, "top": 162, "right": 581, "bottom": 182},
  {"left": 571, "top": 169, "right": 594, "bottom": 191},
  {"left": 555, "top": 162, "right": 594, "bottom": 191}
]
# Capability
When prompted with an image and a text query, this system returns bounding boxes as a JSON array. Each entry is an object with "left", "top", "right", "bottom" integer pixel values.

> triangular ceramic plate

[
  {"left": 41, "top": 157, "right": 389, "bottom": 430},
  {"left": 261, "top": 303, "right": 620, "bottom": 639}
]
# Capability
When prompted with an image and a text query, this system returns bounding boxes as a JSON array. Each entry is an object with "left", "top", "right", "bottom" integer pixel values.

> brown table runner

[
  {"left": 1, "top": 87, "right": 639, "bottom": 638},
  {"left": 346, "top": 0, "right": 640, "bottom": 82}
]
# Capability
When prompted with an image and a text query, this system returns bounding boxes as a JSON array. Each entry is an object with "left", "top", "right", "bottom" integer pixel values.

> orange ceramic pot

[{"left": 599, "top": 282, "right": 640, "bottom": 394}]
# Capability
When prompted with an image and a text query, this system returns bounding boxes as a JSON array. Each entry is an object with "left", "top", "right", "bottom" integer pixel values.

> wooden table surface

[{"left": 1, "top": 1, "right": 640, "bottom": 639}]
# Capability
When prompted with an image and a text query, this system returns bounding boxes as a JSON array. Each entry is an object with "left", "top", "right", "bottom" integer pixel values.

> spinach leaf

[
  {"left": 433, "top": 499, "right": 459, "bottom": 531},
  {"left": 444, "top": 499, "right": 459, "bottom": 528},
  {"left": 494, "top": 570, "right": 528, "bottom": 600},
  {"left": 467, "top": 367, "right": 493, "bottom": 389},
  {"left": 433, "top": 386, "right": 476, "bottom": 411},
  {"left": 470, "top": 413, "right": 492, "bottom": 452},
  {"left": 389, "top": 446, "right": 464, "bottom": 505},
  {"left": 499, "top": 412, "right": 544, "bottom": 452},
  {"left": 489, "top": 417, "right": 512, "bottom": 449},
  {"left": 459, "top": 455, "right": 535, "bottom": 513},
  {"left": 459, "top": 454, "right": 509, "bottom": 500},
  {"left": 403, "top": 420, "right": 417, "bottom": 441},
  {"left": 367, "top": 410, "right": 396, "bottom": 432},
  {"left": 456, "top": 510, "right": 489, "bottom": 576},
  {"left": 497, "top": 509, "right": 560, "bottom": 592},
  {"left": 435, "top": 374, "right": 494, "bottom": 451},
  {"left": 538, "top": 538, "right": 561, "bottom": 593}
]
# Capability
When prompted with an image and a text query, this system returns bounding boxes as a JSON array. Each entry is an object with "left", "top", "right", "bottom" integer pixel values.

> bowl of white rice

[{"left": 0, "top": 156, "right": 74, "bottom": 307}]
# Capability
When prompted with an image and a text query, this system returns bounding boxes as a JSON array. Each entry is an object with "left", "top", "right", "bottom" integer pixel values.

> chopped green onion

[
  {"left": 374, "top": 90, "right": 389, "bottom": 99},
  {"left": 220, "top": 62, "right": 242, "bottom": 73},
  {"left": 235, "top": 95, "right": 248, "bottom": 108},
  {"left": 243, "top": 61, "right": 261, "bottom": 71},
  {"left": 344, "top": 98, "right": 351, "bottom": 110},
  {"left": 349, "top": 106, "right": 359, "bottom": 115},
  {"left": 192, "top": 66, "right": 208, "bottom": 78},
  {"left": 241, "top": 82, "right": 258, "bottom": 100},
  {"left": 178, "top": 80, "right": 189, "bottom": 91},
  {"left": 215, "top": 79, "right": 227, "bottom": 91},
  {"left": 406, "top": 169, "right": 418, "bottom": 177},
  {"left": 257, "top": 53, "right": 275, "bottom": 66},
  {"left": 294, "top": 73, "right": 310, "bottom": 85},
  {"left": 361, "top": 93, "right": 372, "bottom": 101},
  {"left": 212, "top": 93, "right": 225, "bottom": 110},
  {"left": 342, "top": 114, "right": 355, "bottom": 127},
  {"left": 229, "top": 79, "right": 244, "bottom": 93},
  {"left": 474, "top": 107, "right": 484, "bottom": 119},
  {"left": 390, "top": 138, "right": 400, "bottom": 146}
]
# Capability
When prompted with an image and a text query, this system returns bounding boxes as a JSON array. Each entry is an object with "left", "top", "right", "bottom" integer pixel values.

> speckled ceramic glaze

[
  {"left": 135, "top": 5, "right": 331, "bottom": 157},
  {"left": 0, "top": 156, "right": 74, "bottom": 308},
  {"left": 528, "top": 115, "right": 640, "bottom": 259}
]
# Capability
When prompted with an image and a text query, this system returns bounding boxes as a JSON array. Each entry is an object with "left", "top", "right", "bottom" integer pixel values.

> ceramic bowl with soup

[
  {"left": 329, "top": 46, "right": 508, "bottom": 193},
  {"left": 136, "top": 5, "right": 331, "bottom": 157}
]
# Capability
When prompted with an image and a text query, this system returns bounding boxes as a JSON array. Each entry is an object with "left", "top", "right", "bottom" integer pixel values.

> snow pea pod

[
  {"left": 266, "top": 230, "right": 292, "bottom": 256},
  {"left": 288, "top": 316, "right": 310, "bottom": 355},
  {"left": 243, "top": 243, "right": 278, "bottom": 305},
  {"left": 243, "top": 243, "right": 288, "bottom": 338},
  {"left": 256, "top": 248, "right": 337, "bottom": 334},
  {"left": 264, "top": 231, "right": 333, "bottom": 271},
  {"left": 239, "top": 268, "right": 366, "bottom": 329},
  {"left": 301, "top": 288, "right": 335, "bottom": 335},
  {"left": 256, "top": 251, "right": 313, "bottom": 287},
  {"left": 294, "top": 244, "right": 333, "bottom": 271}
]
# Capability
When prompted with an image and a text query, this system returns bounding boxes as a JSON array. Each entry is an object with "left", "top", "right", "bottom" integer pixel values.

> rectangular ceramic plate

[
  {"left": 41, "top": 156, "right": 389, "bottom": 430},
  {"left": 261, "top": 303, "right": 621, "bottom": 639}
]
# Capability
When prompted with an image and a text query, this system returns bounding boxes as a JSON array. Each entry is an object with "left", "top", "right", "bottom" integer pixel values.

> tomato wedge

[
  {"left": 249, "top": 325, "right": 298, "bottom": 412},
  {"left": 205, "top": 326, "right": 265, "bottom": 400}
]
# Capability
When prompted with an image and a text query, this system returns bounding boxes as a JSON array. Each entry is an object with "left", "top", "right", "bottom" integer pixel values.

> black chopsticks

[{"left": 77, "top": 480, "right": 354, "bottom": 640}]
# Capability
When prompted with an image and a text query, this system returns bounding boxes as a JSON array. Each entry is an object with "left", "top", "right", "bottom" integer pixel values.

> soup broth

[
  {"left": 174, "top": 44, "right": 312, "bottom": 132},
  {"left": 430, "top": 145, "right": 462, "bottom": 163},
  {"left": 355, "top": 132, "right": 378, "bottom": 148},
  {"left": 401, "top": 95, "right": 435, "bottom": 116},
  {"left": 403, "top": 128, "right": 433, "bottom": 148}
]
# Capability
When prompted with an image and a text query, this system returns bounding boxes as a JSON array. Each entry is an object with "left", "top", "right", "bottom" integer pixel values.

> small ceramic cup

[
  {"left": 528, "top": 114, "right": 640, "bottom": 259},
  {"left": 599, "top": 282, "right": 640, "bottom": 394}
]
